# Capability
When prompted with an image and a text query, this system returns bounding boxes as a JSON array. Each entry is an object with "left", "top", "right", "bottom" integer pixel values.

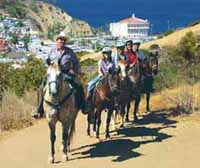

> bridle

[{"left": 44, "top": 73, "right": 75, "bottom": 110}]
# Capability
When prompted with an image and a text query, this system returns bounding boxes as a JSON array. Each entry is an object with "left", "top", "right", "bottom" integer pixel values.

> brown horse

[
  {"left": 87, "top": 71, "right": 119, "bottom": 140},
  {"left": 125, "top": 62, "right": 141, "bottom": 121},
  {"left": 114, "top": 61, "right": 132, "bottom": 128},
  {"left": 140, "top": 55, "right": 159, "bottom": 113},
  {"left": 125, "top": 55, "right": 159, "bottom": 122}
]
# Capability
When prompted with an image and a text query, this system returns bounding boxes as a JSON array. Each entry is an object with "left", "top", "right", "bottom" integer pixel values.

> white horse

[{"left": 43, "top": 63, "right": 79, "bottom": 163}]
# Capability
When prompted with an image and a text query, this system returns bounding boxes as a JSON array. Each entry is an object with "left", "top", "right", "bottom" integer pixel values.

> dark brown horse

[
  {"left": 125, "top": 55, "right": 159, "bottom": 122},
  {"left": 140, "top": 55, "right": 159, "bottom": 113},
  {"left": 87, "top": 71, "right": 119, "bottom": 140},
  {"left": 126, "top": 62, "right": 141, "bottom": 121}
]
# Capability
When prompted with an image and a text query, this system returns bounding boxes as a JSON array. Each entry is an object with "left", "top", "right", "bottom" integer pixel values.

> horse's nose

[{"left": 52, "top": 92, "right": 58, "bottom": 97}]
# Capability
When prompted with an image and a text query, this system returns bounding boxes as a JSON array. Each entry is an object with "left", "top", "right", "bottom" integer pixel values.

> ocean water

[{"left": 55, "top": 0, "right": 200, "bottom": 34}]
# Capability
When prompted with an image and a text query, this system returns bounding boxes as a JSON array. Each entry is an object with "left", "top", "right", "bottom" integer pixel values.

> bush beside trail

[
  {"left": 0, "top": 90, "right": 36, "bottom": 132},
  {"left": 152, "top": 32, "right": 200, "bottom": 115},
  {"left": 0, "top": 57, "right": 45, "bottom": 132}
]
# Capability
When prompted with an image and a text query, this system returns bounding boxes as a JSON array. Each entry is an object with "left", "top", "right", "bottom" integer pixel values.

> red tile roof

[
  {"left": 120, "top": 16, "right": 148, "bottom": 24},
  {"left": 0, "top": 39, "right": 9, "bottom": 51}
]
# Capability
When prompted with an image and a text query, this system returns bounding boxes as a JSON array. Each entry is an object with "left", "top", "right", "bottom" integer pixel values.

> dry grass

[
  {"left": 80, "top": 52, "right": 101, "bottom": 62},
  {"left": 0, "top": 90, "right": 38, "bottom": 132},
  {"left": 139, "top": 83, "right": 200, "bottom": 115},
  {"left": 142, "top": 23, "right": 200, "bottom": 49}
]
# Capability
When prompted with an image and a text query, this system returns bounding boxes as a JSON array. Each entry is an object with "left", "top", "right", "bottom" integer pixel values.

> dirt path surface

[{"left": 0, "top": 110, "right": 200, "bottom": 168}]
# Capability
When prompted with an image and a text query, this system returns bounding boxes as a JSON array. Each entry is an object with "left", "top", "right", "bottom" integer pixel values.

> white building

[{"left": 110, "top": 14, "right": 150, "bottom": 40}]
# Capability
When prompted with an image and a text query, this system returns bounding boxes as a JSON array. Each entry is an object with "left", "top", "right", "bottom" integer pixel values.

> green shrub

[
  {"left": 30, "top": 2, "right": 39, "bottom": 13},
  {"left": 164, "top": 30, "right": 174, "bottom": 36},
  {"left": 178, "top": 31, "right": 197, "bottom": 62},
  {"left": 47, "top": 22, "right": 66, "bottom": 40},
  {"left": 7, "top": 3, "right": 26, "bottom": 19},
  {"left": 0, "top": 57, "right": 45, "bottom": 97},
  {"left": 188, "top": 20, "right": 200, "bottom": 27}
]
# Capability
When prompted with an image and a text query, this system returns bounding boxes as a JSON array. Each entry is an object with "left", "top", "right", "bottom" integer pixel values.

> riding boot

[
  {"left": 32, "top": 77, "right": 47, "bottom": 119},
  {"left": 78, "top": 84, "right": 87, "bottom": 114},
  {"left": 37, "top": 97, "right": 44, "bottom": 118}
]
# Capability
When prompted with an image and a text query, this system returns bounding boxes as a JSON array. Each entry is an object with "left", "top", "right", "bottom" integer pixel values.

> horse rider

[
  {"left": 34, "top": 32, "right": 86, "bottom": 118},
  {"left": 132, "top": 40, "right": 145, "bottom": 62},
  {"left": 124, "top": 40, "right": 138, "bottom": 67},
  {"left": 86, "top": 47, "right": 115, "bottom": 109},
  {"left": 133, "top": 40, "right": 154, "bottom": 93},
  {"left": 112, "top": 41, "right": 128, "bottom": 70}
]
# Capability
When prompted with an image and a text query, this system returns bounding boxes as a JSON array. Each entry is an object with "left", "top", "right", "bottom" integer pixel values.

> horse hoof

[
  {"left": 93, "top": 131, "right": 96, "bottom": 137},
  {"left": 96, "top": 136, "right": 101, "bottom": 141},
  {"left": 134, "top": 117, "right": 139, "bottom": 122},
  {"left": 120, "top": 124, "right": 124, "bottom": 128},
  {"left": 62, "top": 154, "right": 69, "bottom": 161},
  {"left": 48, "top": 157, "right": 55, "bottom": 164},
  {"left": 106, "top": 136, "right": 110, "bottom": 140},
  {"left": 125, "top": 118, "right": 130, "bottom": 122},
  {"left": 87, "top": 132, "right": 91, "bottom": 137}
]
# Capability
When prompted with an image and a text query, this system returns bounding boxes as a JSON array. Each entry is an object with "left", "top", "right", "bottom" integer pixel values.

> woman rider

[{"left": 86, "top": 47, "right": 115, "bottom": 105}]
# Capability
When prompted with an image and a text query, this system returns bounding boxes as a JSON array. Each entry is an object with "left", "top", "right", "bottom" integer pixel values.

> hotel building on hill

[{"left": 110, "top": 14, "right": 150, "bottom": 40}]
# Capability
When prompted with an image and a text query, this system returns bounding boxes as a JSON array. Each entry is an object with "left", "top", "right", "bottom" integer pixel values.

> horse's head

[
  {"left": 106, "top": 69, "right": 120, "bottom": 93},
  {"left": 46, "top": 62, "right": 62, "bottom": 97},
  {"left": 118, "top": 61, "right": 129, "bottom": 80},
  {"left": 128, "top": 64, "right": 140, "bottom": 86}
]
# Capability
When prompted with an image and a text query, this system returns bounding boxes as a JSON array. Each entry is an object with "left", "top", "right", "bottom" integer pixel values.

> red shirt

[{"left": 125, "top": 50, "right": 137, "bottom": 65}]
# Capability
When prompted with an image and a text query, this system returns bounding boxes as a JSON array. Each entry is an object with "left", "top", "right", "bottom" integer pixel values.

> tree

[
  {"left": 9, "top": 32, "right": 18, "bottom": 45},
  {"left": 24, "top": 56, "right": 46, "bottom": 90},
  {"left": 178, "top": 31, "right": 197, "bottom": 62}
]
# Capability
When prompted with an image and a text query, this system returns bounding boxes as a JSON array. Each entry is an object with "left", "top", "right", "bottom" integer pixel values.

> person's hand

[
  {"left": 69, "top": 69, "right": 75, "bottom": 75},
  {"left": 99, "top": 73, "right": 104, "bottom": 77},
  {"left": 129, "top": 64, "right": 134, "bottom": 68},
  {"left": 46, "top": 58, "right": 51, "bottom": 65}
]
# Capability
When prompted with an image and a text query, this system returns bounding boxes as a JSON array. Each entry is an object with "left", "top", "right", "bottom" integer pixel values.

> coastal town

[{"left": 0, "top": 11, "right": 156, "bottom": 67}]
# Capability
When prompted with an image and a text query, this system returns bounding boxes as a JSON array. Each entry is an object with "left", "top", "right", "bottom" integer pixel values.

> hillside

[
  {"left": 142, "top": 23, "right": 200, "bottom": 49},
  {"left": 0, "top": 0, "right": 93, "bottom": 38}
]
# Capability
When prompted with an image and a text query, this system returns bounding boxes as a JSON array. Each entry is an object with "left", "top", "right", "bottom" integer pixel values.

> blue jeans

[{"left": 88, "top": 76, "right": 102, "bottom": 92}]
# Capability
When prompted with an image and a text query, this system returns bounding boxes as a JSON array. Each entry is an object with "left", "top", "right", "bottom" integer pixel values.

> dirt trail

[{"left": 0, "top": 110, "right": 200, "bottom": 168}]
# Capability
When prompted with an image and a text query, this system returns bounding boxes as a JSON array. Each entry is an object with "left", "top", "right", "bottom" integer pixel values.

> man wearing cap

[
  {"left": 132, "top": 40, "right": 145, "bottom": 62},
  {"left": 34, "top": 32, "right": 86, "bottom": 118}
]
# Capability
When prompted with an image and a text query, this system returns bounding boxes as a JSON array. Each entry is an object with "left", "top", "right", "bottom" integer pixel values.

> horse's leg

[
  {"left": 96, "top": 110, "right": 102, "bottom": 139},
  {"left": 61, "top": 123, "right": 69, "bottom": 161},
  {"left": 120, "top": 105, "right": 125, "bottom": 128},
  {"left": 126, "top": 101, "right": 131, "bottom": 122},
  {"left": 87, "top": 112, "right": 91, "bottom": 136},
  {"left": 105, "top": 108, "right": 113, "bottom": 139},
  {"left": 114, "top": 106, "right": 119, "bottom": 129},
  {"left": 134, "top": 95, "right": 141, "bottom": 121},
  {"left": 146, "top": 92, "right": 151, "bottom": 113},
  {"left": 48, "top": 122, "right": 56, "bottom": 164},
  {"left": 93, "top": 109, "right": 97, "bottom": 134}
]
